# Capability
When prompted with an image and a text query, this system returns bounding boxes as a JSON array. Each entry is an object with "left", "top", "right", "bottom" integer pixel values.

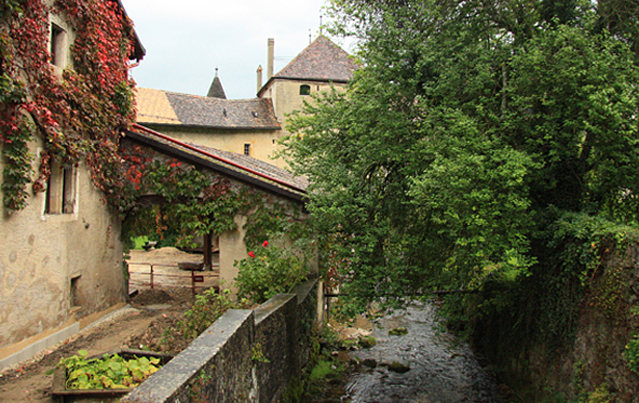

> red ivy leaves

[{"left": 0, "top": 0, "right": 138, "bottom": 213}]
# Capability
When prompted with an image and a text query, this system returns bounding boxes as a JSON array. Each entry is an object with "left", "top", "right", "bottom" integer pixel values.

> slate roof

[
  {"left": 126, "top": 124, "right": 307, "bottom": 201},
  {"left": 274, "top": 36, "right": 357, "bottom": 83},
  {"left": 136, "top": 88, "right": 280, "bottom": 130},
  {"left": 191, "top": 144, "right": 308, "bottom": 191},
  {"left": 207, "top": 76, "right": 226, "bottom": 99}
]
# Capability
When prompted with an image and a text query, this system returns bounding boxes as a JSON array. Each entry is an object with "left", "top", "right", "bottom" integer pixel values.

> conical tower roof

[{"left": 207, "top": 69, "right": 227, "bottom": 99}]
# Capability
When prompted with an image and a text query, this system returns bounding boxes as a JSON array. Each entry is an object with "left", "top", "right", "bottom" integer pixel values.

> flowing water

[{"left": 342, "top": 301, "right": 501, "bottom": 403}]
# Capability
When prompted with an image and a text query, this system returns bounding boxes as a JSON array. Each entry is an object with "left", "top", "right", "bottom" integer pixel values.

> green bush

[
  {"left": 624, "top": 334, "right": 639, "bottom": 375},
  {"left": 161, "top": 287, "right": 244, "bottom": 352},
  {"left": 235, "top": 240, "right": 308, "bottom": 304}
]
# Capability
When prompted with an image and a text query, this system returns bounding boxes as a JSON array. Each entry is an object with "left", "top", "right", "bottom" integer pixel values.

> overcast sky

[{"left": 123, "top": 0, "right": 353, "bottom": 100}]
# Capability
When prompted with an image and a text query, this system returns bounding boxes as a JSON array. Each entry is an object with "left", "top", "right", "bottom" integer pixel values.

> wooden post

[
  {"left": 203, "top": 233, "right": 212, "bottom": 271},
  {"left": 191, "top": 269, "right": 196, "bottom": 297}
]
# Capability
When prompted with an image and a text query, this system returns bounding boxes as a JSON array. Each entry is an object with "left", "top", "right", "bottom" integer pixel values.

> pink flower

[
  {"left": 263, "top": 241, "right": 269, "bottom": 247},
  {"left": 248, "top": 251, "right": 256, "bottom": 258}
]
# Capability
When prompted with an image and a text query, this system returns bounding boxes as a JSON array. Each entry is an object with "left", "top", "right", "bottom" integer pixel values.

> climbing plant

[{"left": 0, "top": 0, "right": 137, "bottom": 214}]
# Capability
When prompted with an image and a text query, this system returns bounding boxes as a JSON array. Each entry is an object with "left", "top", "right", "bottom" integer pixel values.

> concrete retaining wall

[{"left": 122, "top": 280, "right": 316, "bottom": 403}]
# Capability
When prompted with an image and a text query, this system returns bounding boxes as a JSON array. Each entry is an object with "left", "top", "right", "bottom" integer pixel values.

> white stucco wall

[
  {"left": 0, "top": 138, "right": 124, "bottom": 354},
  {"left": 219, "top": 214, "right": 248, "bottom": 293},
  {"left": 264, "top": 79, "right": 347, "bottom": 127}
]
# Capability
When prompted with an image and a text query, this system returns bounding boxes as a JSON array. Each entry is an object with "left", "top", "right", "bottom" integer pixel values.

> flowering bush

[{"left": 235, "top": 239, "right": 308, "bottom": 304}]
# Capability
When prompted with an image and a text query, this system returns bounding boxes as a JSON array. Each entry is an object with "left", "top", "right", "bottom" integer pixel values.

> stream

[{"left": 341, "top": 301, "right": 501, "bottom": 403}]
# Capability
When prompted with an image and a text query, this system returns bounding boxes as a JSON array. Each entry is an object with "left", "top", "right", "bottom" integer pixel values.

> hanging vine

[{"left": 0, "top": 0, "right": 138, "bottom": 214}]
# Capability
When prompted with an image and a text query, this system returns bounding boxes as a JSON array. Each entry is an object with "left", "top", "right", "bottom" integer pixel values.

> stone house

[
  {"left": 135, "top": 35, "right": 357, "bottom": 168},
  {"left": 135, "top": 86, "right": 283, "bottom": 166},
  {"left": 122, "top": 124, "right": 311, "bottom": 290},
  {"left": 0, "top": 0, "right": 144, "bottom": 370},
  {"left": 257, "top": 35, "right": 358, "bottom": 126}
]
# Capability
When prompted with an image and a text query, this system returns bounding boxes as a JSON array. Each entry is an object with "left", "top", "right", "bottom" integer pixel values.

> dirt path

[
  {"left": 0, "top": 288, "right": 193, "bottom": 403},
  {"left": 0, "top": 247, "right": 212, "bottom": 403}
]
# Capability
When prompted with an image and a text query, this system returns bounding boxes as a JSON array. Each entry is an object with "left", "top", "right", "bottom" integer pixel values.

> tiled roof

[
  {"left": 190, "top": 143, "right": 309, "bottom": 191},
  {"left": 135, "top": 88, "right": 280, "bottom": 130},
  {"left": 275, "top": 36, "right": 357, "bottom": 83},
  {"left": 207, "top": 76, "right": 226, "bottom": 99},
  {"left": 135, "top": 88, "right": 180, "bottom": 124},
  {"left": 127, "top": 125, "right": 307, "bottom": 200}
]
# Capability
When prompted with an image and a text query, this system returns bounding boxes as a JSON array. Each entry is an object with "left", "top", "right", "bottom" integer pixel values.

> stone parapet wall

[{"left": 122, "top": 279, "right": 317, "bottom": 403}]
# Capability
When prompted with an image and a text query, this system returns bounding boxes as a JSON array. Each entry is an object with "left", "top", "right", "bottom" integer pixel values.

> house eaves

[
  {"left": 113, "top": 0, "right": 145, "bottom": 61},
  {"left": 125, "top": 124, "right": 307, "bottom": 203}
]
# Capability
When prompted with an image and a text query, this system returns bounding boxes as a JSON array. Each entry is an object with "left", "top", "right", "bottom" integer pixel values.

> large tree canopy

[{"left": 282, "top": 0, "right": 639, "bottom": 311}]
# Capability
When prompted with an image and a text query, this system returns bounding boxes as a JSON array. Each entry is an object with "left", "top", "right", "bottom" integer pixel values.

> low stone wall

[{"left": 122, "top": 280, "right": 317, "bottom": 403}]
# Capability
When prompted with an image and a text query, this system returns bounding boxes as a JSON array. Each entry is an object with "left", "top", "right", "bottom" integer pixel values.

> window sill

[{"left": 41, "top": 212, "right": 78, "bottom": 223}]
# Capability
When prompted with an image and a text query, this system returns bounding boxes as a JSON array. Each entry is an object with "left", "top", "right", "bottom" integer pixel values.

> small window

[
  {"left": 300, "top": 84, "right": 311, "bottom": 96},
  {"left": 244, "top": 143, "right": 251, "bottom": 156},
  {"left": 70, "top": 275, "right": 82, "bottom": 308},
  {"left": 50, "top": 23, "right": 67, "bottom": 69},
  {"left": 46, "top": 159, "right": 76, "bottom": 214}
]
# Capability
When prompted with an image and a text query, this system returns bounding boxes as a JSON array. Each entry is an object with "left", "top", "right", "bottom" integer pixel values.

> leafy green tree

[{"left": 282, "top": 0, "right": 639, "bottom": 312}]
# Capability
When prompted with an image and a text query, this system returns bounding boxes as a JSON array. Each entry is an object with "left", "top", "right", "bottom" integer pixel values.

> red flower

[
  {"left": 248, "top": 251, "right": 256, "bottom": 258},
  {"left": 263, "top": 241, "right": 269, "bottom": 247}
]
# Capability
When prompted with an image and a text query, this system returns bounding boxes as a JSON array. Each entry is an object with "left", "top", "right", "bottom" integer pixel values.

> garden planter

[{"left": 51, "top": 348, "right": 172, "bottom": 403}]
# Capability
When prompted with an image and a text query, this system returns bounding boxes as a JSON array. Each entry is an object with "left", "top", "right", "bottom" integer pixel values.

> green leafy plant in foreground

[{"left": 57, "top": 350, "right": 161, "bottom": 389}]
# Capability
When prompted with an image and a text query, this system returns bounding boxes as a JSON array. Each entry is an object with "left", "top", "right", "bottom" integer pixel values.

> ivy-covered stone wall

[
  {"left": 472, "top": 244, "right": 639, "bottom": 402},
  {"left": 0, "top": 0, "right": 137, "bottom": 362}
]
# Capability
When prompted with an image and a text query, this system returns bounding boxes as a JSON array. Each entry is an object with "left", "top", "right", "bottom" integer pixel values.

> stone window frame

[
  {"left": 44, "top": 158, "right": 78, "bottom": 216},
  {"left": 49, "top": 14, "right": 72, "bottom": 77}
]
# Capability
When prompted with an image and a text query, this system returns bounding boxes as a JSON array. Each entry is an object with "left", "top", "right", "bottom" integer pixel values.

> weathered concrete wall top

[{"left": 122, "top": 279, "right": 317, "bottom": 403}]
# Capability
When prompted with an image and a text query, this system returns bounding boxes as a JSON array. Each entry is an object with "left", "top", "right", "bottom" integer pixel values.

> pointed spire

[{"left": 207, "top": 68, "right": 227, "bottom": 99}]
